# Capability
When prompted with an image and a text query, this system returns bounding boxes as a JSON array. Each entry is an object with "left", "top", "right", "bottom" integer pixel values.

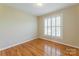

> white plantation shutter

[{"left": 44, "top": 14, "right": 63, "bottom": 39}]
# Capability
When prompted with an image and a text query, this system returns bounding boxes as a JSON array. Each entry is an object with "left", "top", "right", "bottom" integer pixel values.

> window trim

[{"left": 44, "top": 14, "right": 63, "bottom": 39}]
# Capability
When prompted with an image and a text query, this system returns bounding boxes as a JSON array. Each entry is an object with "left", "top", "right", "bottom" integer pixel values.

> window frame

[{"left": 44, "top": 14, "right": 63, "bottom": 39}]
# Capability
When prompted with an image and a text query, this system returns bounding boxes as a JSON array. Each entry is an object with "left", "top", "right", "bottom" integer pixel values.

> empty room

[{"left": 0, "top": 3, "right": 79, "bottom": 56}]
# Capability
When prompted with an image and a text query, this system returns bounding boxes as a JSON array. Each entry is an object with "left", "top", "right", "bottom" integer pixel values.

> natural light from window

[{"left": 44, "top": 15, "right": 63, "bottom": 38}]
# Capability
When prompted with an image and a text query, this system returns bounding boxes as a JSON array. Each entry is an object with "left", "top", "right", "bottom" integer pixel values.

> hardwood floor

[{"left": 0, "top": 38, "right": 79, "bottom": 56}]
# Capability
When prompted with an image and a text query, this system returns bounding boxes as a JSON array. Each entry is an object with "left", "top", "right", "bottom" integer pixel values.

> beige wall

[
  {"left": 38, "top": 5, "right": 79, "bottom": 47},
  {"left": 74, "top": 6, "right": 79, "bottom": 46},
  {"left": 0, "top": 5, "right": 37, "bottom": 49}
]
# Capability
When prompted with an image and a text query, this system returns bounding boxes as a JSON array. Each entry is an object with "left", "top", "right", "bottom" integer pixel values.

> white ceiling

[{"left": 6, "top": 3, "right": 76, "bottom": 16}]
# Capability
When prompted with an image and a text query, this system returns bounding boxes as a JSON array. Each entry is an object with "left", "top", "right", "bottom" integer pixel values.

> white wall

[
  {"left": 38, "top": 5, "right": 79, "bottom": 47},
  {"left": 0, "top": 5, "right": 37, "bottom": 50}
]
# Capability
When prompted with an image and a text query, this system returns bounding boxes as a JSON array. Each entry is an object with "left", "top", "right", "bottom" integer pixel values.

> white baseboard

[
  {"left": 0, "top": 37, "right": 78, "bottom": 51},
  {"left": 40, "top": 37, "right": 79, "bottom": 49},
  {"left": 0, "top": 38, "right": 36, "bottom": 51}
]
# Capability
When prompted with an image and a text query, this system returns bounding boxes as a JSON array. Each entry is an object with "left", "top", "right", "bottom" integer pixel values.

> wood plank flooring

[{"left": 0, "top": 38, "right": 79, "bottom": 56}]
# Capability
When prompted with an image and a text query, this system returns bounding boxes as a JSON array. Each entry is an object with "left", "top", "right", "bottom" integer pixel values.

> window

[{"left": 44, "top": 15, "right": 63, "bottom": 38}]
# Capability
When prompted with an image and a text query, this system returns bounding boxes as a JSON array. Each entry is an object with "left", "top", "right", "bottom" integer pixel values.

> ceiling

[{"left": 6, "top": 3, "right": 76, "bottom": 16}]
